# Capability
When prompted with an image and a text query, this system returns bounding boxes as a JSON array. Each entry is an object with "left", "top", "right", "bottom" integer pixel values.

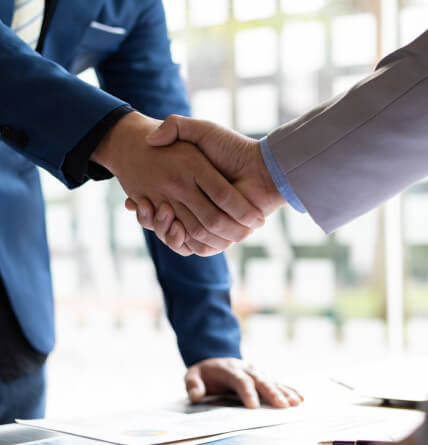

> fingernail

[
  {"left": 138, "top": 207, "right": 147, "bottom": 219},
  {"left": 169, "top": 224, "right": 178, "bottom": 237}
]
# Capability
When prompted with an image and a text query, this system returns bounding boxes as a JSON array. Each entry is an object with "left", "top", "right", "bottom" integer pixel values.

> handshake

[{"left": 92, "top": 111, "right": 287, "bottom": 257}]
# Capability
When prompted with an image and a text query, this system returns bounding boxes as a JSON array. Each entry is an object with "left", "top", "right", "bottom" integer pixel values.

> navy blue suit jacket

[{"left": 0, "top": 0, "right": 241, "bottom": 366}]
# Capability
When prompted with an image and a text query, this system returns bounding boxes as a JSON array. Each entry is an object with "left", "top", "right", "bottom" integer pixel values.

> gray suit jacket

[{"left": 268, "top": 30, "right": 428, "bottom": 233}]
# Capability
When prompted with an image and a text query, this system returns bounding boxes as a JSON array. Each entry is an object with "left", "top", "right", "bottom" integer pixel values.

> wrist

[
  {"left": 91, "top": 111, "right": 160, "bottom": 176},
  {"left": 253, "top": 141, "right": 286, "bottom": 210}
]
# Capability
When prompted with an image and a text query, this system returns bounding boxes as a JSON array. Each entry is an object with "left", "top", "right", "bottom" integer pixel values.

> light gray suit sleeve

[{"left": 268, "top": 30, "right": 428, "bottom": 233}]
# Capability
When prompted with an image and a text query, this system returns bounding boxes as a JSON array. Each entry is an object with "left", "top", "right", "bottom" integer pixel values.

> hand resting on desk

[{"left": 185, "top": 357, "right": 303, "bottom": 409}]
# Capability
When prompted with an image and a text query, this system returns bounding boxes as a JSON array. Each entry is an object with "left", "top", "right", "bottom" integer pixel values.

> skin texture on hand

[
  {"left": 185, "top": 358, "right": 304, "bottom": 409},
  {"left": 91, "top": 112, "right": 265, "bottom": 256},
  {"left": 126, "top": 115, "right": 287, "bottom": 256}
]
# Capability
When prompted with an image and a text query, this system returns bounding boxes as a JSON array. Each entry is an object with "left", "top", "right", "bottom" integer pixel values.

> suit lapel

[
  {"left": 41, "top": 0, "right": 104, "bottom": 67},
  {"left": 0, "top": 0, "right": 14, "bottom": 26}
]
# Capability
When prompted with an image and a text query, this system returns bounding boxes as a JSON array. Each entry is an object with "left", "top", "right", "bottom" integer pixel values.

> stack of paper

[
  {"left": 18, "top": 407, "right": 291, "bottom": 445},
  {"left": 17, "top": 401, "right": 425, "bottom": 445}
]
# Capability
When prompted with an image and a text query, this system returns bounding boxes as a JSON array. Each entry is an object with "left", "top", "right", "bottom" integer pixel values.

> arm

[
  {"left": 96, "top": 0, "right": 242, "bottom": 377},
  {"left": 0, "top": 19, "right": 126, "bottom": 187},
  {"left": 137, "top": 30, "right": 428, "bottom": 245},
  {"left": 96, "top": 1, "right": 302, "bottom": 408},
  {"left": 143, "top": 232, "right": 240, "bottom": 367},
  {"left": 0, "top": 12, "right": 262, "bottom": 252},
  {"left": 144, "top": 224, "right": 302, "bottom": 409},
  {"left": 267, "top": 29, "right": 428, "bottom": 233},
  {"left": 93, "top": 0, "right": 264, "bottom": 255}
]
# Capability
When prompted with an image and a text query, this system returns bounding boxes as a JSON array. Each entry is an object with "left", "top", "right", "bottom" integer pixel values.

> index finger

[
  {"left": 225, "top": 370, "right": 260, "bottom": 409},
  {"left": 196, "top": 167, "right": 265, "bottom": 230},
  {"left": 176, "top": 179, "right": 253, "bottom": 244}
]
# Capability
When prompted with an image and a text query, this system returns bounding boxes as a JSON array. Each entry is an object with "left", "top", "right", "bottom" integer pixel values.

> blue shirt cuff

[{"left": 260, "top": 137, "right": 306, "bottom": 213}]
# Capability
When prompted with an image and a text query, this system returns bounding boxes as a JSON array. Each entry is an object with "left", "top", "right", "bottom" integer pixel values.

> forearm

[
  {"left": 57, "top": 0, "right": 191, "bottom": 187},
  {"left": 267, "top": 30, "right": 428, "bottom": 233},
  {"left": 90, "top": 110, "right": 159, "bottom": 175},
  {"left": 144, "top": 231, "right": 241, "bottom": 367},
  {"left": 259, "top": 137, "right": 306, "bottom": 213},
  {"left": 0, "top": 20, "right": 126, "bottom": 187},
  {"left": 61, "top": 105, "right": 135, "bottom": 185}
]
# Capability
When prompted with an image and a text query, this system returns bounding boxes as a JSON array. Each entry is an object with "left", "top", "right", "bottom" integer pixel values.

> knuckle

[
  {"left": 167, "top": 175, "right": 186, "bottom": 194},
  {"left": 153, "top": 219, "right": 166, "bottom": 233},
  {"left": 213, "top": 186, "right": 232, "bottom": 206},
  {"left": 166, "top": 114, "right": 179, "bottom": 124},
  {"left": 189, "top": 225, "right": 209, "bottom": 242},
  {"left": 165, "top": 234, "right": 179, "bottom": 248},
  {"left": 205, "top": 213, "right": 226, "bottom": 234}
]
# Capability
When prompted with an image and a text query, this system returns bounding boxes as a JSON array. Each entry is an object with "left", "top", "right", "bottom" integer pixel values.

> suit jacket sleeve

[
  {"left": 144, "top": 232, "right": 241, "bottom": 367},
  {"left": 95, "top": 0, "right": 241, "bottom": 366},
  {"left": 0, "top": 20, "right": 127, "bottom": 188},
  {"left": 268, "top": 30, "right": 428, "bottom": 233}
]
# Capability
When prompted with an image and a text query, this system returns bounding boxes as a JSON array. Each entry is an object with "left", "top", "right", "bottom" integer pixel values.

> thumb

[
  {"left": 146, "top": 117, "right": 179, "bottom": 146},
  {"left": 146, "top": 114, "right": 209, "bottom": 147},
  {"left": 125, "top": 198, "right": 137, "bottom": 211},
  {"left": 185, "top": 367, "right": 206, "bottom": 404}
]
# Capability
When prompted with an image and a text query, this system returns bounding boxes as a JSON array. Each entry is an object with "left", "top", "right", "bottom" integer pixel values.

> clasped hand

[
  {"left": 121, "top": 114, "right": 287, "bottom": 256},
  {"left": 92, "top": 112, "right": 267, "bottom": 257}
]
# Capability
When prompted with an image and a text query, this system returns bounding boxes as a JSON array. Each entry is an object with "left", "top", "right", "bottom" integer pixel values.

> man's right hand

[
  {"left": 127, "top": 115, "right": 287, "bottom": 255},
  {"left": 91, "top": 112, "right": 265, "bottom": 256}
]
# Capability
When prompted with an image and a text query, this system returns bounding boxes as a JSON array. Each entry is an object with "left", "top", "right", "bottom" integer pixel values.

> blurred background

[{"left": 42, "top": 0, "right": 428, "bottom": 417}]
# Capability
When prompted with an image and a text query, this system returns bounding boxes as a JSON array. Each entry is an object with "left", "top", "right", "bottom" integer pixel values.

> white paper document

[
  {"left": 244, "top": 405, "right": 425, "bottom": 444},
  {"left": 17, "top": 402, "right": 425, "bottom": 445},
  {"left": 17, "top": 406, "right": 292, "bottom": 445},
  {"left": 332, "top": 356, "right": 428, "bottom": 402}
]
